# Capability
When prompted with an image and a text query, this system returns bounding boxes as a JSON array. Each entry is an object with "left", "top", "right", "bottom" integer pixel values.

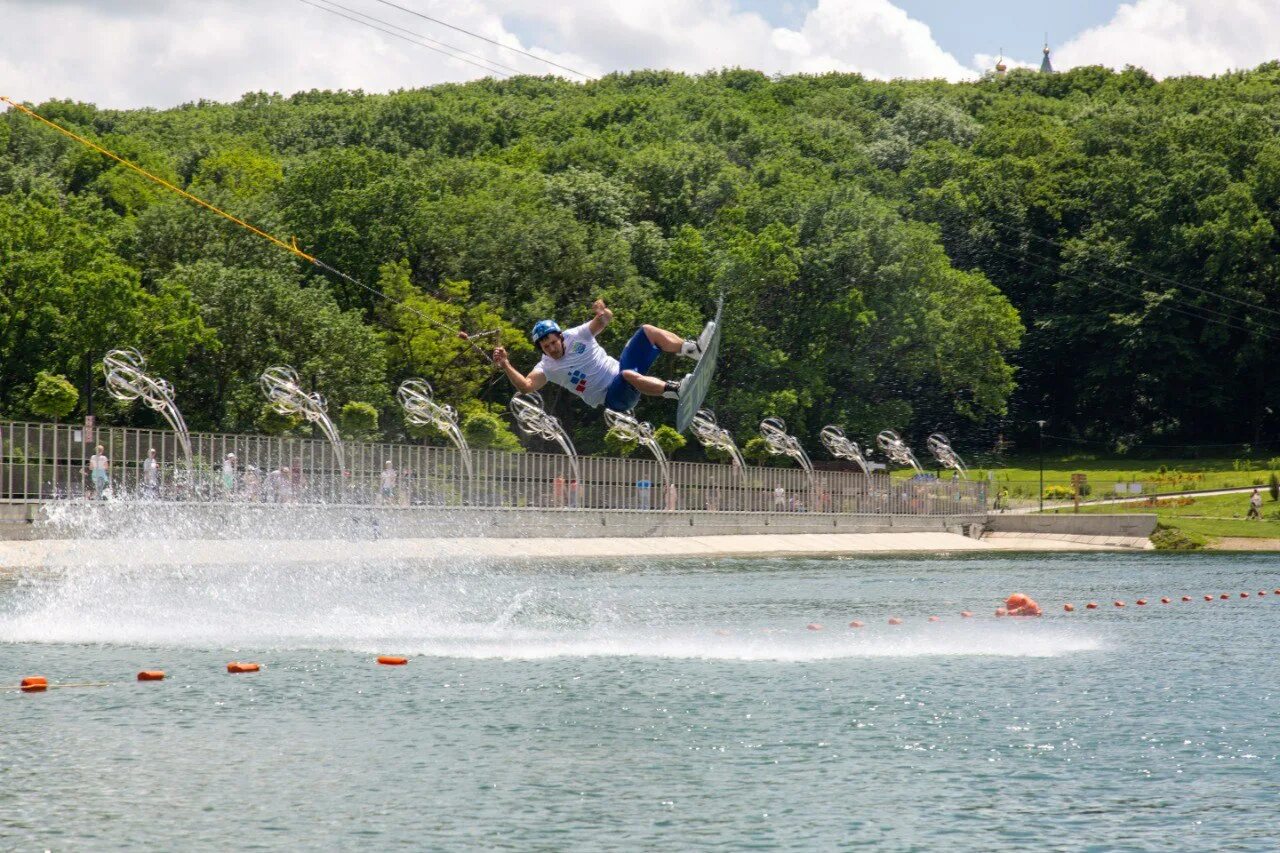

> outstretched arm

[
  {"left": 493, "top": 347, "right": 547, "bottom": 394},
  {"left": 587, "top": 299, "right": 613, "bottom": 337}
]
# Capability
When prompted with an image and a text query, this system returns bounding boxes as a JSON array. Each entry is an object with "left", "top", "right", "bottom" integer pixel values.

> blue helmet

[{"left": 531, "top": 319, "right": 561, "bottom": 343}]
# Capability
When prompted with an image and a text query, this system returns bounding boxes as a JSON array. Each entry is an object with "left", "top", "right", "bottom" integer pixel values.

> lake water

[{"left": 2, "top": 550, "right": 1278, "bottom": 850}]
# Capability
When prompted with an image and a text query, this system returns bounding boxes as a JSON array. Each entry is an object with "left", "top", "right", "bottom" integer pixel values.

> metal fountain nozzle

[
  {"left": 103, "top": 348, "right": 193, "bottom": 465},
  {"left": 820, "top": 425, "right": 870, "bottom": 475},
  {"left": 925, "top": 432, "right": 967, "bottom": 478},
  {"left": 260, "top": 365, "right": 346, "bottom": 472},
  {"left": 398, "top": 379, "right": 472, "bottom": 479},
  {"left": 510, "top": 392, "right": 580, "bottom": 482},
  {"left": 875, "top": 429, "right": 923, "bottom": 473},
  {"left": 691, "top": 409, "right": 745, "bottom": 470}
]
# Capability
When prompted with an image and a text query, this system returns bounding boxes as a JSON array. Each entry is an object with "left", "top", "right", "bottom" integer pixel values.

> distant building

[{"left": 1040, "top": 40, "right": 1054, "bottom": 74}]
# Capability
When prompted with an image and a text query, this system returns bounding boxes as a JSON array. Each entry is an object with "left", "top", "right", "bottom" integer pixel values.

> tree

[
  {"left": 28, "top": 371, "right": 78, "bottom": 422},
  {"left": 653, "top": 424, "right": 686, "bottom": 456},
  {"left": 339, "top": 401, "right": 379, "bottom": 440}
]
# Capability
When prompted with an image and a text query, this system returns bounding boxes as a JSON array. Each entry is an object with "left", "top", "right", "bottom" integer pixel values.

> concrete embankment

[{"left": 982, "top": 513, "right": 1157, "bottom": 550}]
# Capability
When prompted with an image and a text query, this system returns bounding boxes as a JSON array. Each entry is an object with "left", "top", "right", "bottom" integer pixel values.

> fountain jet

[
  {"left": 820, "top": 425, "right": 870, "bottom": 475},
  {"left": 510, "top": 392, "right": 580, "bottom": 483},
  {"left": 604, "top": 409, "right": 670, "bottom": 484},
  {"left": 260, "top": 365, "right": 345, "bottom": 472},
  {"left": 103, "top": 348, "right": 192, "bottom": 466},
  {"left": 397, "top": 379, "right": 473, "bottom": 480},
  {"left": 925, "top": 433, "right": 967, "bottom": 478},
  {"left": 875, "top": 429, "right": 923, "bottom": 474},
  {"left": 759, "top": 417, "right": 814, "bottom": 484},
  {"left": 691, "top": 409, "right": 745, "bottom": 470}
]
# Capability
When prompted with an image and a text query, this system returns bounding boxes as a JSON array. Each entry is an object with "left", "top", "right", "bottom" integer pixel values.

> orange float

[
  {"left": 1063, "top": 603, "right": 1075, "bottom": 612},
  {"left": 1136, "top": 599, "right": 1147, "bottom": 606},
  {"left": 20, "top": 676, "right": 47, "bottom": 692},
  {"left": 1240, "top": 592, "right": 1249, "bottom": 599},
  {"left": 848, "top": 620, "right": 864, "bottom": 629},
  {"left": 888, "top": 617, "right": 903, "bottom": 625},
  {"left": 1220, "top": 594, "right": 1230, "bottom": 600},
  {"left": 1004, "top": 593, "right": 1041, "bottom": 616},
  {"left": 1204, "top": 595, "right": 1214, "bottom": 601},
  {"left": 377, "top": 656, "right": 408, "bottom": 665},
  {"left": 226, "top": 662, "right": 261, "bottom": 674},
  {"left": 994, "top": 607, "right": 1007, "bottom": 617},
  {"left": 928, "top": 615, "right": 941, "bottom": 622},
  {"left": 960, "top": 611, "right": 973, "bottom": 618},
  {"left": 1160, "top": 597, "right": 1170, "bottom": 604},
  {"left": 1086, "top": 602, "right": 1098, "bottom": 609},
  {"left": 1182, "top": 596, "right": 1192, "bottom": 602},
  {"left": 1114, "top": 601, "right": 1125, "bottom": 608},
  {"left": 806, "top": 623, "right": 823, "bottom": 631},
  {"left": 136, "top": 671, "right": 165, "bottom": 681}
]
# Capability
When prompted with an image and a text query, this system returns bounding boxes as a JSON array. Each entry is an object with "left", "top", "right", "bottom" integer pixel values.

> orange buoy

[
  {"left": 20, "top": 676, "right": 47, "bottom": 692},
  {"left": 226, "top": 662, "right": 261, "bottom": 674},
  {"left": 1259, "top": 591, "right": 1267, "bottom": 597},
  {"left": 849, "top": 620, "right": 864, "bottom": 629},
  {"left": 1085, "top": 602, "right": 1098, "bottom": 610},
  {"left": 1114, "top": 601, "right": 1125, "bottom": 608},
  {"left": 960, "top": 611, "right": 973, "bottom": 618},
  {"left": 1274, "top": 589, "right": 1280, "bottom": 595},
  {"left": 806, "top": 623, "right": 823, "bottom": 631},
  {"left": 377, "top": 656, "right": 408, "bottom": 665},
  {"left": 1005, "top": 593, "right": 1030, "bottom": 611},
  {"left": 1182, "top": 596, "right": 1192, "bottom": 602},
  {"left": 136, "top": 671, "right": 165, "bottom": 681},
  {"left": 1240, "top": 592, "right": 1249, "bottom": 599},
  {"left": 1160, "top": 597, "right": 1170, "bottom": 604},
  {"left": 1136, "top": 599, "right": 1147, "bottom": 606},
  {"left": 1220, "top": 593, "right": 1230, "bottom": 600},
  {"left": 1204, "top": 595, "right": 1213, "bottom": 601},
  {"left": 1063, "top": 603, "right": 1075, "bottom": 612},
  {"left": 888, "top": 617, "right": 903, "bottom": 625},
  {"left": 928, "top": 615, "right": 941, "bottom": 622},
  {"left": 994, "top": 607, "right": 1007, "bottom": 617}
]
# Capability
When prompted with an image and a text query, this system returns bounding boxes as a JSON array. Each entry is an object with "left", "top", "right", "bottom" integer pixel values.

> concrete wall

[
  {"left": 985, "top": 513, "right": 1158, "bottom": 538},
  {"left": 1, "top": 500, "right": 986, "bottom": 541}
]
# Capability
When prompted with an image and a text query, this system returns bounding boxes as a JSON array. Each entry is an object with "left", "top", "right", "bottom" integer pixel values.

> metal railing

[{"left": 0, "top": 420, "right": 986, "bottom": 515}]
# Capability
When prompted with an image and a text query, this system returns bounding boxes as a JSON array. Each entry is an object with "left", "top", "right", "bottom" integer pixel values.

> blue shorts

[{"left": 603, "top": 328, "right": 661, "bottom": 412}]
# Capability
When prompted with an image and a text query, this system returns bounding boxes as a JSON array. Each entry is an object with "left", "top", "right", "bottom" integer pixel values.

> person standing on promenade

[
  {"left": 1248, "top": 488, "right": 1263, "bottom": 520},
  {"left": 380, "top": 461, "right": 397, "bottom": 504},
  {"left": 89, "top": 444, "right": 109, "bottom": 499},
  {"left": 142, "top": 448, "right": 160, "bottom": 499}
]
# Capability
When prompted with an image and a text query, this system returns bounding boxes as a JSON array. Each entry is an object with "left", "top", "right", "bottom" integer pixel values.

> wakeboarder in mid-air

[{"left": 493, "top": 299, "right": 716, "bottom": 415}]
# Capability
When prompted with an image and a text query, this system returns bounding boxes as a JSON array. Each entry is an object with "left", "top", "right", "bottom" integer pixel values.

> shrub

[
  {"left": 652, "top": 424, "right": 686, "bottom": 456},
  {"left": 1270, "top": 472, "right": 1279, "bottom": 502},
  {"left": 339, "top": 401, "right": 379, "bottom": 440},
  {"left": 255, "top": 404, "right": 302, "bottom": 436},
  {"left": 1043, "top": 484, "right": 1074, "bottom": 501},
  {"left": 603, "top": 427, "right": 638, "bottom": 457},
  {"left": 460, "top": 407, "right": 522, "bottom": 452},
  {"left": 28, "top": 371, "right": 79, "bottom": 422},
  {"left": 1150, "top": 524, "right": 1205, "bottom": 551}
]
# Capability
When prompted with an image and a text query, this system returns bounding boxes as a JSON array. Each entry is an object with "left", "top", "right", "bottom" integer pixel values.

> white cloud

[
  {"left": 1054, "top": 0, "right": 1280, "bottom": 78},
  {"left": 0, "top": 0, "right": 970, "bottom": 110}
]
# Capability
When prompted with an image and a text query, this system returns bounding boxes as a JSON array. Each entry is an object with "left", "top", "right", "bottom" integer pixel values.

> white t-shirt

[{"left": 533, "top": 323, "right": 619, "bottom": 408}]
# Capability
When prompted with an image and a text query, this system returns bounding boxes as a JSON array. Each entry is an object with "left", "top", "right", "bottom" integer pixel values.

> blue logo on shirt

[
  {"left": 571, "top": 342, "right": 586, "bottom": 355},
  {"left": 568, "top": 368, "right": 588, "bottom": 394}
]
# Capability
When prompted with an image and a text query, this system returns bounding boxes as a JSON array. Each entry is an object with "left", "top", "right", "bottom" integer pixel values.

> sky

[{"left": 1, "top": 0, "right": 1278, "bottom": 109}]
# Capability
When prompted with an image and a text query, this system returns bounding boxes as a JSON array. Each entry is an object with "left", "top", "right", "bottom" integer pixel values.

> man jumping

[{"left": 493, "top": 299, "right": 715, "bottom": 413}]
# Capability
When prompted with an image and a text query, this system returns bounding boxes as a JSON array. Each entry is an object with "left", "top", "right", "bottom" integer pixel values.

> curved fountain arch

[{"left": 103, "top": 348, "right": 193, "bottom": 466}]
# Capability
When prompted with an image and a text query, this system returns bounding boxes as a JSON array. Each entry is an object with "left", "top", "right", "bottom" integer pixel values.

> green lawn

[
  {"left": 901, "top": 453, "right": 1280, "bottom": 501},
  {"left": 1074, "top": 492, "right": 1280, "bottom": 541}
]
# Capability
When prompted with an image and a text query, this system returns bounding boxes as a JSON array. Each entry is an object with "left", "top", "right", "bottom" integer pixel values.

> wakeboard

[{"left": 675, "top": 296, "right": 724, "bottom": 433}]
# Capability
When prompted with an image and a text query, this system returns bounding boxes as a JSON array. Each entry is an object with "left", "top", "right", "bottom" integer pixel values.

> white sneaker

[{"left": 679, "top": 320, "right": 717, "bottom": 361}]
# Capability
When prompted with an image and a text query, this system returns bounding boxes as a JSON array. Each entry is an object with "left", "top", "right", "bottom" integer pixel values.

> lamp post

[{"left": 1037, "top": 420, "right": 1047, "bottom": 513}]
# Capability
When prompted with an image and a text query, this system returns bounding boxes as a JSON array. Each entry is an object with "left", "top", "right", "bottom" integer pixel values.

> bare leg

[
  {"left": 622, "top": 369, "right": 668, "bottom": 397},
  {"left": 642, "top": 324, "right": 684, "bottom": 354}
]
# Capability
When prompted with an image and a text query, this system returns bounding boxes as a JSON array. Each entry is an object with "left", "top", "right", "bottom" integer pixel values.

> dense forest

[{"left": 3, "top": 62, "right": 1279, "bottom": 458}]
